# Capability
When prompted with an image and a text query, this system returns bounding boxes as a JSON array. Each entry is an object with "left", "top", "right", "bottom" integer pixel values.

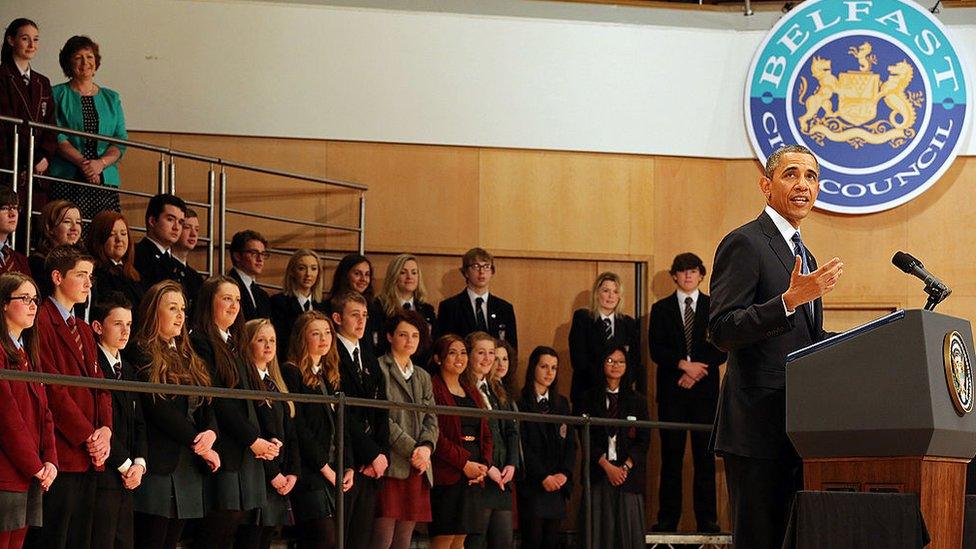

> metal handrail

[{"left": 0, "top": 367, "right": 712, "bottom": 549}]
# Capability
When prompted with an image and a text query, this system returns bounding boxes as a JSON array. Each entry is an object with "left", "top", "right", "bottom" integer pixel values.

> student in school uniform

[
  {"left": 0, "top": 189, "right": 30, "bottom": 276},
  {"left": 371, "top": 310, "right": 438, "bottom": 549},
  {"left": 27, "top": 201, "right": 81, "bottom": 298},
  {"left": 370, "top": 254, "right": 437, "bottom": 362},
  {"left": 462, "top": 332, "right": 518, "bottom": 549},
  {"left": 90, "top": 292, "right": 147, "bottom": 549},
  {"left": 0, "top": 272, "right": 58, "bottom": 549},
  {"left": 227, "top": 231, "right": 271, "bottom": 321},
  {"left": 189, "top": 276, "right": 278, "bottom": 548},
  {"left": 435, "top": 248, "right": 517, "bottom": 350},
  {"left": 83, "top": 212, "right": 143, "bottom": 326},
  {"left": 132, "top": 194, "right": 187, "bottom": 291},
  {"left": 281, "top": 311, "right": 354, "bottom": 549},
  {"left": 238, "top": 319, "right": 299, "bottom": 549},
  {"left": 27, "top": 245, "right": 112, "bottom": 549},
  {"left": 428, "top": 334, "right": 491, "bottom": 549},
  {"left": 517, "top": 346, "right": 575, "bottom": 549},
  {"left": 326, "top": 254, "right": 380, "bottom": 354},
  {"left": 568, "top": 271, "right": 642, "bottom": 404},
  {"left": 170, "top": 208, "right": 204, "bottom": 309},
  {"left": 131, "top": 281, "right": 220, "bottom": 549},
  {"left": 574, "top": 345, "right": 650, "bottom": 549},
  {"left": 269, "top": 249, "right": 328, "bottom": 362},
  {"left": 330, "top": 291, "right": 389, "bottom": 549}
]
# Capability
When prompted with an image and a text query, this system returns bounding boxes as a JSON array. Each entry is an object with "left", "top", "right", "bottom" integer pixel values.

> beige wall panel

[
  {"left": 479, "top": 149, "right": 654, "bottom": 256},
  {"left": 324, "top": 142, "right": 481, "bottom": 255}
]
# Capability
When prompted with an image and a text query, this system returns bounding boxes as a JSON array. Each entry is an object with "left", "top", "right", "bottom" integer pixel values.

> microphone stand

[{"left": 923, "top": 284, "right": 951, "bottom": 311}]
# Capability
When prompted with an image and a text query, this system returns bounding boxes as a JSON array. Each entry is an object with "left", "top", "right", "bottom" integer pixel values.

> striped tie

[
  {"left": 602, "top": 317, "right": 612, "bottom": 341},
  {"left": 66, "top": 316, "right": 84, "bottom": 357},
  {"left": 683, "top": 296, "right": 695, "bottom": 356}
]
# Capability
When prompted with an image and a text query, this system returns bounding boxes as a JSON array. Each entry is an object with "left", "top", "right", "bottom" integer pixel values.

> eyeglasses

[
  {"left": 466, "top": 263, "right": 492, "bottom": 272},
  {"left": 605, "top": 358, "right": 627, "bottom": 366},
  {"left": 8, "top": 295, "right": 39, "bottom": 306},
  {"left": 243, "top": 250, "right": 271, "bottom": 260},
  {"left": 0, "top": 205, "right": 18, "bottom": 214}
]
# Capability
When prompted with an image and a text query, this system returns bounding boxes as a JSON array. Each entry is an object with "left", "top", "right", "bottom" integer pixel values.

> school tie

[
  {"left": 538, "top": 397, "right": 550, "bottom": 413},
  {"left": 602, "top": 317, "right": 612, "bottom": 341},
  {"left": 264, "top": 375, "right": 278, "bottom": 393},
  {"left": 478, "top": 380, "right": 492, "bottom": 410},
  {"left": 683, "top": 297, "right": 695, "bottom": 356},
  {"left": 304, "top": 300, "right": 311, "bottom": 312},
  {"left": 607, "top": 391, "right": 620, "bottom": 437},
  {"left": 403, "top": 302, "right": 412, "bottom": 311},
  {"left": 475, "top": 297, "right": 488, "bottom": 332},
  {"left": 66, "top": 316, "right": 84, "bottom": 357},
  {"left": 353, "top": 347, "right": 366, "bottom": 383},
  {"left": 111, "top": 359, "right": 123, "bottom": 380},
  {"left": 0, "top": 246, "right": 7, "bottom": 271},
  {"left": 22, "top": 73, "right": 29, "bottom": 88}
]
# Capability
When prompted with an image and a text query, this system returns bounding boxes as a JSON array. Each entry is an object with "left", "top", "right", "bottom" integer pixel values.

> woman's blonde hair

[
  {"left": 287, "top": 311, "right": 340, "bottom": 391},
  {"left": 282, "top": 249, "right": 325, "bottom": 302},
  {"left": 377, "top": 253, "right": 428, "bottom": 318},
  {"left": 588, "top": 271, "right": 624, "bottom": 319},
  {"left": 136, "top": 281, "right": 211, "bottom": 397},
  {"left": 243, "top": 318, "right": 294, "bottom": 417}
]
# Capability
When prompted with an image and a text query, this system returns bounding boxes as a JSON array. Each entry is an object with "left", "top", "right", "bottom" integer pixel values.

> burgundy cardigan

[{"left": 431, "top": 374, "right": 492, "bottom": 486}]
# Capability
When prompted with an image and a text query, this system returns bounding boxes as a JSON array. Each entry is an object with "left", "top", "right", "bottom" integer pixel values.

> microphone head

[{"left": 892, "top": 251, "right": 920, "bottom": 273}]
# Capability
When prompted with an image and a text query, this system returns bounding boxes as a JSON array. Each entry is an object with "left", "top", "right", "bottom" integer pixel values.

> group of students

[{"left": 0, "top": 187, "right": 657, "bottom": 549}]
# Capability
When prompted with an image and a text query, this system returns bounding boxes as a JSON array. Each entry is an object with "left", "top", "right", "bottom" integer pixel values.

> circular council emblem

[
  {"left": 943, "top": 330, "right": 973, "bottom": 415},
  {"left": 745, "top": 0, "right": 971, "bottom": 214}
]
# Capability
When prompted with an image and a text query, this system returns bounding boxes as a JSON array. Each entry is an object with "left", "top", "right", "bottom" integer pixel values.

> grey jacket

[{"left": 379, "top": 353, "right": 439, "bottom": 483}]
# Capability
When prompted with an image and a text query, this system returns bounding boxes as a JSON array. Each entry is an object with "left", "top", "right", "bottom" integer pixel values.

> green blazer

[{"left": 49, "top": 83, "right": 127, "bottom": 186}]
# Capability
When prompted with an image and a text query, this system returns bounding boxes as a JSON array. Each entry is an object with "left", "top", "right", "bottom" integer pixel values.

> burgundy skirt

[{"left": 377, "top": 473, "right": 431, "bottom": 522}]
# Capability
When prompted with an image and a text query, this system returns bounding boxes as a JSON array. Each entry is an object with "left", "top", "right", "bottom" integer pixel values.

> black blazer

[
  {"left": 368, "top": 297, "right": 437, "bottom": 362},
  {"left": 436, "top": 290, "right": 518, "bottom": 349},
  {"left": 281, "top": 364, "right": 352, "bottom": 493},
  {"left": 254, "top": 374, "right": 301, "bottom": 483},
  {"left": 336, "top": 340, "right": 390, "bottom": 467},
  {"left": 568, "top": 309, "right": 642, "bottom": 404},
  {"left": 228, "top": 268, "right": 271, "bottom": 321},
  {"left": 574, "top": 386, "right": 649, "bottom": 494},
  {"left": 0, "top": 63, "right": 57, "bottom": 170},
  {"left": 649, "top": 292, "right": 727, "bottom": 402},
  {"left": 134, "top": 347, "right": 217, "bottom": 475},
  {"left": 708, "top": 211, "right": 828, "bottom": 459},
  {"left": 190, "top": 331, "right": 261, "bottom": 472},
  {"left": 517, "top": 393, "right": 576, "bottom": 506},
  {"left": 98, "top": 349, "right": 148, "bottom": 487},
  {"left": 269, "top": 293, "right": 328, "bottom": 362},
  {"left": 133, "top": 238, "right": 186, "bottom": 290}
]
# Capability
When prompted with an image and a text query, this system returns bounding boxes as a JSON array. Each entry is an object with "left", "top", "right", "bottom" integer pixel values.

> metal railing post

[
  {"left": 10, "top": 124, "right": 18, "bottom": 188},
  {"left": 24, "top": 129, "right": 35, "bottom": 254},
  {"left": 218, "top": 168, "right": 227, "bottom": 274},
  {"left": 158, "top": 155, "right": 167, "bottom": 194},
  {"left": 207, "top": 167, "right": 216, "bottom": 276},
  {"left": 169, "top": 158, "right": 176, "bottom": 194},
  {"left": 358, "top": 193, "right": 366, "bottom": 254},
  {"left": 336, "top": 391, "right": 346, "bottom": 549},
  {"left": 582, "top": 414, "right": 592, "bottom": 549}
]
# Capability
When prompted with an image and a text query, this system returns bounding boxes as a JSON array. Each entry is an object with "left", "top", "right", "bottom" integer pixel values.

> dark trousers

[
  {"left": 656, "top": 396, "right": 717, "bottom": 528},
  {"left": 25, "top": 471, "right": 96, "bottom": 549},
  {"left": 723, "top": 452, "right": 803, "bottom": 549},
  {"left": 519, "top": 516, "right": 561, "bottom": 549},
  {"left": 191, "top": 508, "right": 249, "bottom": 548},
  {"left": 132, "top": 513, "right": 184, "bottom": 549},
  {"left": 91, "top": 478, "right": 134, "bottom": 549},
  {"left": 343, "top": 472, "right": 377, "bottom": 549}
]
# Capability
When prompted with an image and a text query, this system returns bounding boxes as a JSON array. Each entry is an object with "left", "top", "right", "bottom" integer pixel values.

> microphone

[{"left": 892, "top": 251, "right": 951, "bottom": 309}]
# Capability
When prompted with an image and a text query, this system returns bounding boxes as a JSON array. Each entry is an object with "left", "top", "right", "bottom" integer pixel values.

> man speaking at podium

[{"left": 708, "top": 144, "right": 844, "bottom": 549}]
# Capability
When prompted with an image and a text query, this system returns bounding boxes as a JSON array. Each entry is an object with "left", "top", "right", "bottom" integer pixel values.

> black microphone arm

[{"left": 891, "top": 251, "right": 952, "bottom": 310}]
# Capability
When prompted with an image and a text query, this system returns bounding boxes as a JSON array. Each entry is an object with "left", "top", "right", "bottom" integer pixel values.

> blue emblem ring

[{"left": 745, "top": 0, "right": 971, "bottom": 214}]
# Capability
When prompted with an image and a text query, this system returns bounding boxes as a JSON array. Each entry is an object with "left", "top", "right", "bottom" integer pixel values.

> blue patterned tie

[{"left": 791, "top": 231, "right": 813, "bottom": 316}]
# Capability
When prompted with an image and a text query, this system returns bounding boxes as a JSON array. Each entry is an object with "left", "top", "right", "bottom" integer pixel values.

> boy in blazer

[
  {"left": 331, "top": 291, "right": 389, "bottom": 549},
  {"left": 28, "top": 245, "right": 113, "bottom": 549},
  {"left": 648, "top": 253, "right": 727, "bottom": 533},
  {"left": 90, "top": 292, "right": 147, "bottom": 549},
  {"left": 227, "top": 230, "right": 271, "bottom": 321},
  {"left": 436, "top": 248, "right": 518, "bottom": 349},
  {"left": 0, "top": 188, "right": 30, "bottom": 276},
  {"left": 133, "top": 194, "right": 187, "bottom": 291}
]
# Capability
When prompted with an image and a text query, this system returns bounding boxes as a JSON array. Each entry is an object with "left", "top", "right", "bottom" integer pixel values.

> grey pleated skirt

[
  {"left": 586, "top": 481, "right": 646, "bottom": 549},
  {"left": 0, "top": 482, "right": 41, "bottom": 531},
  {"left": 134, "top": 448, "right": 207, "bottom": 519}
]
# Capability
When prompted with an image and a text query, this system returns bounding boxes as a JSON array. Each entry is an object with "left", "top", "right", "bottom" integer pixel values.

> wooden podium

[{"left": 786, "top": 310, "right": 976, "bottom": 549}]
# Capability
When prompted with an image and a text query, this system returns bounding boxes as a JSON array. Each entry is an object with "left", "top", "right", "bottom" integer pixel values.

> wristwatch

[{"left": 621, "top": 463, "right": 631, "bottom": 472}]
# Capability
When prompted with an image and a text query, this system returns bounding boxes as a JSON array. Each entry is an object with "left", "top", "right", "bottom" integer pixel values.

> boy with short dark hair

[
  {"left": 228, "top": 229, "right": 271, "bottom": 320},
  {"left": 436, "top": 247, "right": 518, "bottom": 348},
  {"left": 133, "top": 193, "right": 187, "bottom": 289},
  {"left": 90, "top": 291, "right": 147, "bottom": 549},
  {"left": 28, "top": 245, "right": 113, "bottom": 549}
]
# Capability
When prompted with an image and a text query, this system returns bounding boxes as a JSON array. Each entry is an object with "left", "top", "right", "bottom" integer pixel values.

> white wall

[{"left": 3, "top": 0, "right": 975, "bottom": 158}]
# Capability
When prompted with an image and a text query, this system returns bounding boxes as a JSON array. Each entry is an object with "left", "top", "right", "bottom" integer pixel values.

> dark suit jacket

[
  {"left": 436, "top": 290, "right": 518, "bottom": 349},
  {"left": 517, "top": 392, "right": 576, "bottom": 513},
  {"left": 649, "top": 292, "right": 727, "bottom": 402},
  {"left": 97, "top": 349, "right": 148, "bottom": 487},
  {"left": 708, "top": 211, "right": 828, "bottom": 459},
  {"left": 269, "top": 293, "right": 328, "bottom": 362},
  {"left": 568, "top": 309, "right": 642, "bottom": 404},
  {"left": 336, "top": 339, "right": 390, "bottom": 467},
  {"left": 430, "top": 374, "right": 492, "bottom": 487},
  {"left": 0, "top": 347, "right": 57, "bottom": 492},
  {"left": 133, "top": 344, "right": 217, "bottom": 475},
  {"left": 190, "top": 331, "right": 261, "bottom": 472},
  {"left": 254, "top": 377, "right": 301, "bottom": 484},
  {"left": 574, "top": 386, "right": 649, "bottom": 494},
  {"left": 0, "top": 63, "right": 57, "bottom": 170},
  {"left": 228, "top": 268, "right": 271, "bottom": 321},
  {"left": 35, "top": 299, "right": 112, "bottom": 473},
  {"left": 281, "top": 364, "right": 352, "bottom": 493},
  {"left": 133, "top": 238, "right": 184, "bottom": 291}
]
